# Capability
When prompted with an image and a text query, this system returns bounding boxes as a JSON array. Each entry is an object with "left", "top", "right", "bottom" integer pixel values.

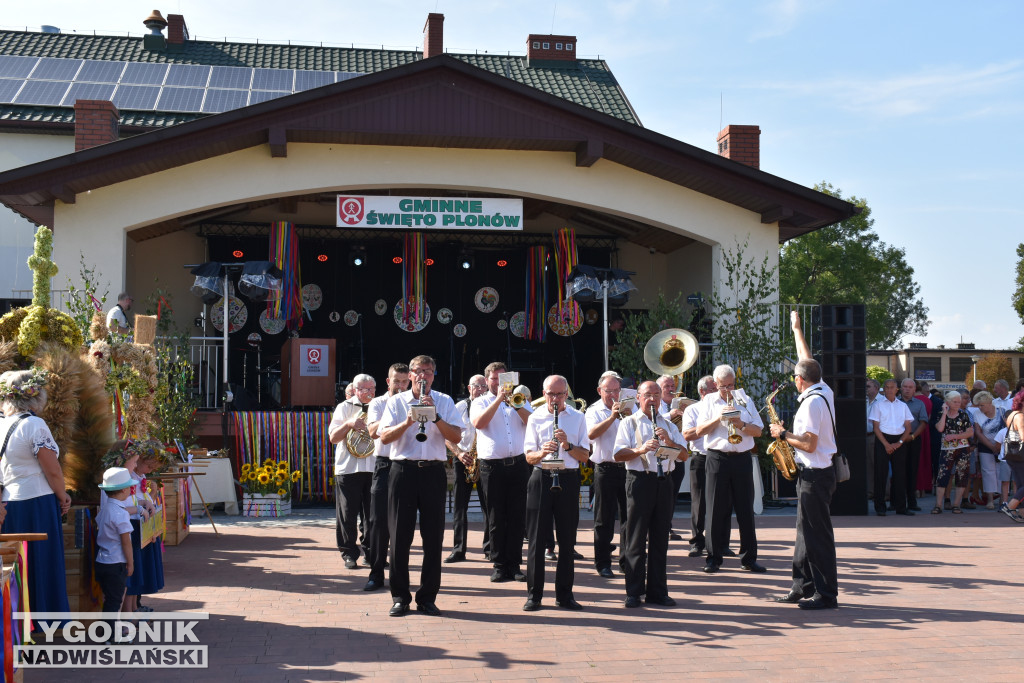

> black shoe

[
  {"left": 722, "top": 548, "right": 737, "bottom": 557},
  {"left": 512, "top": 570, "right": 526, "bottom": 582},
  {"left": 703, "top": 563, "right": 720, "bottom": 574},
  {"left": 522, "top": 598, "right": 542, "bottom": 611},
  {"left": 798, "top": 596, "right": 838, "bottom": 610},
  {"left": 363, "top": 578, "right": 384, "bottom": 592},
  {"left": 343, "top": 557, "right": 358, "bottom": 570},
  {"left": 669, "top": 531, "right": 683, "bottom": 541},
  {"left": 556, "top": 596, "right": 584, "bottom": 610},
  {"left": 773, "top": 590, "right": 805, "bottom": 604},
  {"left": 618, "top": 557, "right": 626, "bottom": 569},
  {"left": 544, "top": 550, "right": 557, "bottom": 561},
  {"left": 389, "top": 602, "right": 409, "bottom": 617},
  {"left": 490, "top": 570, "right": 510, "bottom": 583},
  {"left": 416, "top": 602, "right": 442, "bottom": 617},
  {"left": 445, "top": 551, "right": 466, "bottom": 563},
  {"left": 908, "top": 505, "right": 922, "bottom": 512},
  {"left": 598, "top": 567, "right": 615, "bottom": 578},
  {"left": 875, "top": 511, "right": 886, "bottom": 517},
  {"left": 573, "top": 550, "right": 585, "bottom": 560},
  {"left": 898, "top": 510, "right": 915, "bottom": 516},
  {"left": 742, "top": 562, "right": 767, "bottom": 573},
  {"left": 624, "top": 595, "right": 642, "bottom": 608},
  {"left": 687, "top": 545, "right": 705, "bottom": 557},
  {"left": 609, "top": 543, "right": 617, "bottom": 552},
  {"left": 644, "top": 595, "right": 676, "bottom": 607}
]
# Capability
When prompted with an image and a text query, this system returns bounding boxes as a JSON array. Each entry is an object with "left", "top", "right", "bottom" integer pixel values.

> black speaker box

[{"left": 830, "top": 435, "right": 869, "bottom": 515}]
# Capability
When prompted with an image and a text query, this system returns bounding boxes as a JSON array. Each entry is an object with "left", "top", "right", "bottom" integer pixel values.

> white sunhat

[{"left": 98, "top": 467, "right": 132, "bottom": 491}]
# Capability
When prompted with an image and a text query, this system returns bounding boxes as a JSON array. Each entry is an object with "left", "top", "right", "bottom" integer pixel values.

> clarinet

[
  {"left": 651, "top": 404, "right": 665, "bottom": 480},
  {"left": 550, "top": 407, "right": 562, "bottom": 492}
]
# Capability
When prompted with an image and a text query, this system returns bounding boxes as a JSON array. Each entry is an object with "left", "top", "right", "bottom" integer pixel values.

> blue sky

[{"left": 4, "top": 1, "right": 1023, "bottom": 349}]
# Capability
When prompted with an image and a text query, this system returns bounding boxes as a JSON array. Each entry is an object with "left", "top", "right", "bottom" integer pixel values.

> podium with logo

[{"left": 280, "top": 338, "right": 336, "bottom": 407}]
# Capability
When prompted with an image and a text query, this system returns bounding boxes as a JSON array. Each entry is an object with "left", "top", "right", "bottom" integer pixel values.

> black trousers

[
  {"left": 905, "top": 437, "right": 921, "bottom": 506},
  {"left": 95, "top": 561, "right": 128, "bottom": 614},
  {"left": 452, "top": 457, "right": 490, "bottom": 556},
  {"left": 874, "top": 434, "right": 907, "bottom": 513},
  {"left": 688, "top": 453, "right": 707, "bottom": 549},
  {"left": 387, "top": 460, "right": 447, "bottom": 606},
  {"left": 366, "top": 457, "right": 391, "bottom": 582},
  {"left": 592, "top": 462, "right": 627, "bottom": 569},
  {"left": 623, "top": 470, "right": 674, "bottom": 599},
  {"left": 336, "top": 471, "right": 372, "bottom": 559},
  {"left": 791, "top": 465, "right": 838, "bottom": 601},
  {"left": 480, "top": 455, "right": 529, "bottom": 575},
  {"left": 526, "top": 468, "right": 580, "bottom": 601},
  {"left": 705, "top": 450, "right": 757, "bottom": 567}
]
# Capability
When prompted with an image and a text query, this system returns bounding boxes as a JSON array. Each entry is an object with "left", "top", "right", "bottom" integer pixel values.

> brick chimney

[
  {"left": 74, "top": 100, "right": 119, "bottom": 151},
  {"left": 168, "top": 14, "right": 189, "bottom": 44},
  {"left": 526, "top": 34, "right": 577, "bottom": 66},
  {"left": 423, "top": 13, "right": 444, "bottom": 58},
  {"left": 716, "top": 125, "right": 760, "bottom": 169}
]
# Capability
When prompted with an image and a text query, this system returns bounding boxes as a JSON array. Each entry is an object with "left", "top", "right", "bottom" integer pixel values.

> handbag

[
  {"left": 808, "top": 392, "right": 849, "bottom": 482},
  {"left": 1006, "top": 411, "right": 1024, "bottom": 462}
]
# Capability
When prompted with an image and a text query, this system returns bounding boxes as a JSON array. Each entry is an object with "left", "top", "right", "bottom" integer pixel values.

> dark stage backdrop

[{"left": 208, "top": 236, "right": 613, "bottom": 405}]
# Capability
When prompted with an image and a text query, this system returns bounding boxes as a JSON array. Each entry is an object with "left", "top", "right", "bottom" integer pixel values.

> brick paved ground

[{"left": 36, "top": 498, "right": 1024, "bottom": 682}]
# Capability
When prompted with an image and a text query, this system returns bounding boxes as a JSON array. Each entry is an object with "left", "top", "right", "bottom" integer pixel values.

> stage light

[
  {"left": 393, "top": 256, "right": 403, "bottom": 264},
  {"left": 232, "top": 249, "right": 244, "bottom": 258},
  {"left": 458, "top": 248, "right": 474, "bottom": 270},
  {"left": 425, "top": 258, "right": 435, "bottom": 266},
  {"left": 350, "top": 246, "right": 367, "bottom": 267},
  {"left": 238, "top": 261, "right": 283, "bottom": 302},
  {"left": 317, "top": 254, "right": 328, "bottom": 262},
  {"left": 497, "top": 259, "right": 508, "bottom": 267}
]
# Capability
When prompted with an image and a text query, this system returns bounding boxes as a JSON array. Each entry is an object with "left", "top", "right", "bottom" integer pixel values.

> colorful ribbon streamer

[
  {"left": 553, "top": 227, "right": 579, "bottom": 328},
  {"left": 401, "top": 233, "right": 427, "bottom": 325},
  {"left": 269, "top": 221, "right": 303, "bottom": 331},
  {"left": 525, "top": 246, "right": 549, "bottom": 341},
  {"left": 232, "top": 411, "right": 333, "bottom": 502}
]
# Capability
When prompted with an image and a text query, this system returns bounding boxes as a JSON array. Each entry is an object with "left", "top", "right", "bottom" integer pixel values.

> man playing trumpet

[{"left": 586, "top": 371, "right": 629, "bottom": 578}]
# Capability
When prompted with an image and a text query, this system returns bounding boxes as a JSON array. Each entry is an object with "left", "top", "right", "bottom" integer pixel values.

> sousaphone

[{"left": 643, "top": 328, "right": 699, "bottom": 428}]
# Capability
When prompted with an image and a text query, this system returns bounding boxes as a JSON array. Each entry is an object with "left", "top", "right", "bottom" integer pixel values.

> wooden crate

[{"left": 162, "top": 480, "right": 190, "bottom": 546}]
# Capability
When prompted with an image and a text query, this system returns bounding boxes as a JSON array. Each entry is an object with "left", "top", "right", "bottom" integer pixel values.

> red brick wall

[
  {"left": 168, "top": 14, "right": 189, "bottom": 44},
  {"left": 717, "top": 125, "right": 760, "bottom": 169},
  {"left": 423, "top": 13, "right": 444, "bottom": 59},
  {"left": 526, "top": 34, "right": 577, "bottom": 61},
  {"left": 74, "top": 100, "right": 119, "bottom": 151}
]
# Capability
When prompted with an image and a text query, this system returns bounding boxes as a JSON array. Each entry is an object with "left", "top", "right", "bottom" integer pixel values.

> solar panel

[
  {"left": 77, "top": 60, "right": 126, "bottom": 84},
  {"left": 30, "top": 57, "right": 83, "bottom": 81},
  {"left": 61, "top": 82, "right": 116, "bottom": 106},
  {"left": 14, "top": 80, "right": 72, "bottom": 105},
  {"left": 337, "top": 72, "right": 362, "bottom": 83},
  {"left": 0, "top": 78, "right": 25, "bottom": 103},
  {"left": 157, "top": 86, "right": 206, "bottom": 112},
  {"left": 0, "top": 55, "right": 39, "bottom": 79},
  {"left": 252, "top": 68, "right": 292, "bottom": 91},
  {"left": 209, "top": 66, "right": 253, "bottom": 90},
  {"left": 294, "top": 70, "right": 334, "bottom": 91},
  {"left": 112, "top": 85, "right": 160, "bottom": 110},
  {"left": 164, "top": 64, "right": 211, "bottom": 87},
  {"left": 202, "top": 88, "right": 250, "bottom": 113},
  {"left": 247, "top": 90, "right": 290, "bottom": 105},
  {"left": 121, "top": 62, "right": 168, "bottom": 85}
]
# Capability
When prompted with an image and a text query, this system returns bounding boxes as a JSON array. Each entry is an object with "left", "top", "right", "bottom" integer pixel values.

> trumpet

[
  {"left": 722, "top": 392, "right": 743, "bottom": 445},
  {"left": 508, "top": 391, "right": 528, "bottom": 409},
  {"left": 614, "top": 398, "right": 634, "bottom": 419},
  {"left": 415, "top": 379, "right": 429, "bottom": 443}
]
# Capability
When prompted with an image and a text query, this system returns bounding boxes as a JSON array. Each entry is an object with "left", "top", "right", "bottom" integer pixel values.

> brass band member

[
  {"left": 586, "top": 371, "right": 628, "bottom": 578},
  {"left": 328, "top": 373, "right": 377, "bottom": 570},
  {"left": 471, "top": 361, "right": 531, "bottom": 583},
  {"left": 694, "top": 365, "right": 766, "bottom": 574},
  {"left": 770, "top": 311, "right": 839, "bottom": 609},
  {"left": 682, "top": 375, "right": 734, "bottom": 558},
  {"left": 446, "top": 375, "right": 489, "bottom": 563},
  {"left": 523, "top": 375, "right": 591, "bottom": 611},
  {"left": 613, "top": 381, "right": 686, "bottom": 608},
  {"left": 363, "top": 363, "right": 409, "bottom": 592},
  {"left": 379, "top": 355, "right": 461, "bottom": 617},
  {"left": 657, "top": 374, "right": 687, "bottom": 542}
]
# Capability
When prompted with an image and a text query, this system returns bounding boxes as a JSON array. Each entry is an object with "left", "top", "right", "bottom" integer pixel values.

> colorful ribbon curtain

[
  {"left": 233, "top": 411, "right": 332, "bottom": 502},
  {"left": 553, "top": 228, "right": 580, "bottom": 328},
  {"left": 524, "top": 246, "right": 548, "bottom": 341},
  {"left": 269, "top": 221, "right": 303, "bottom": 330},
  {"left": 401, "top": 232, "right": 427, "bottom": 325}
]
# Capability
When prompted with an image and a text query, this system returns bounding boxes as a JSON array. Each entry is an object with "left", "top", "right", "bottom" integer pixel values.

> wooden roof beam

[{"left": 575, "top": 138, "right": 603, "bottom": 167}]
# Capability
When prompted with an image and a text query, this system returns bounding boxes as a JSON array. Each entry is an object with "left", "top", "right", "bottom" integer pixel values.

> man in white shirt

[
  {"left": 770, "top": 310, "right": 839, "bottom": 610},
  {"left": 363, "top": 362, "right": 409, "bottom": 592},
  {"left": 614, "top": 380, "right": 686, "bottom": 608},
  {"left": 993, "top": 380, "right": 1013, "bottom": 413},
  {"left": 586, "top": 371, "right": 627, "bottom": 578},
  {"left": 105, "top": 292, "right": 133, "bottom": 334},
  {"left": 681, "top": 375, "right": 731, "bottom": 558},
  {"left": 471, "top": 361, "right": 532, "bottom": 583},
  {"left": 522, "top": 375, "right": 591, "bottom": 611},
  {"left": 694, "top": 365, "right": 766, "bottom": 574},
  {"left": 446, "top": 374, "right": 489, "bottom": 563},
  {"left": 379, "top": 355, "right": 462, "bottom": 617},
  {"left": 328, "top": 374, "right": 378, "bottom": 570},
  {"left": 869, "top": 379, "right": 913, "bottom": 516},
  {"left": 866, "top": 379, "right": 883, "bottom": 498}
]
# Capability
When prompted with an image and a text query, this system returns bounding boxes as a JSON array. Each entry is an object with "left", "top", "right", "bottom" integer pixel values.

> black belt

[
  {"left": 393, "top": 459, "right": 445, "bottom": 468},
  {"left": 626, "top": 470, "right": 663, "bottom": 477},
  {"left": 374, "top": 457, "right": 392, "bottom": 467},
  {"left": 481, "top": 454, "right": 525, "bottom": 466},
  {"left": 597, "top": 462, "right": 625, "bottom": 469},
  {"left": 707, "top": 448, "right": 751, "bottom": 456}
]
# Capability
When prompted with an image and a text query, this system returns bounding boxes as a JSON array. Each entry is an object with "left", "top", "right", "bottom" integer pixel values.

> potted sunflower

[{"left": 240, "top": 459, "right": 301, "bottom": 517}]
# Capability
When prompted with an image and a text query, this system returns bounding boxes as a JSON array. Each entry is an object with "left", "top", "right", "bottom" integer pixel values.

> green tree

[
  {"left": 779, "top": 182, "right": 929, "bottom": 350},
  {"left": 1013, "top": 242, "right": 1024, "bottom": 325},
  {"left": 866, "top": 365, "right": 894, "bottom": 383},
  {"left": 961, "top": 353, "right": 1016, "bottom": 392}
]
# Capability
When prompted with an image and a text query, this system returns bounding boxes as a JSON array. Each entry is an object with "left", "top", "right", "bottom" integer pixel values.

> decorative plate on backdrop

[
  {"left": 453, "top": 323, "right": 467, "bottom": 338},
  {"left": 259, "top": 309, "right": 286, "bottom": 335},
  {"left": 328, "top": 311, "right": 341, "bottom": 323},
  {"left": 344, "top": 310, "right": 360, "bottom": 326},
  {"left": 374, "top": 299, "right": 388, "bottom": 316},
  {"left": 437, "top": 308, "right": 453, "bottom": 324},
  {"left": 247, "top": 332, "right": 262, "bottom": 347},
  {"left": 547, "top": 301, "right": 584, "bottom": 337},
  {"left": 497, "top": 319, "right": 508, "bottom": 331},
  {"left": 301, "top": 284, "right": 323, "bottom": 311},
  {"left": 510, "top": 311, "right": 527, "bottom": 338},
  {"left": 211, "top": 296, "right": 247, "bottom": 333},
  {"left": 393, "top": 298, "right": 431, "bottom": 333},
  {"left": 585, "top": 309, "right": 599, "bottom": 325},
  {"left": 474, "top": 287, "right": 499, "bottom": 313}
]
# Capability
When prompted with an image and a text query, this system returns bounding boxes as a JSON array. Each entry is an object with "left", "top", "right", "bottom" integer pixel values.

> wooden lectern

[{"left": 280, "top": 338, "right": 336, "bottom": 407}]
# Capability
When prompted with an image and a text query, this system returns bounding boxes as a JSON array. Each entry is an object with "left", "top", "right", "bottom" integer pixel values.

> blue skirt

[
  {"left": 125, "top": 519, "right": 147, "bottom": 595},
  {"left": 138, "top": 536, "right": 164, "bottom": 594},
  {"left": 1, "top": 494, "right": 70, "bottom": 614}
]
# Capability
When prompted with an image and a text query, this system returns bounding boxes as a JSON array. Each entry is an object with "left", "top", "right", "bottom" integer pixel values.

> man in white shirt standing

[
  {"left": 866, "top": 379, "right": 883, "bottom": 499},
  {"left": 993, "top": 380, "right": 1013, "bottom": 413},
  {"left": 446, "top": 374, "right": 489, "bottom": 563},
  {"left": 770, "top": 310, "right": 839, "bottom": 610},
  {"left": 869, "top": 379, "right": 914, "bottom": 516},
  {"left": 105, "top": 292, "right": 133, "bottom": 335},
  {"left": 522, "top": 375, "right": 591, "bottom": 611},
  {"left": 681, "top": 375, "right": 726, "bottom": 558},
  {"left": 586, "top": 371, "right": 627, "bottom": 578}
]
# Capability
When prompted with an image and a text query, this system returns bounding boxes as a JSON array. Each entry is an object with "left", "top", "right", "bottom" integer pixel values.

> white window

[
  {"left": 566, "top": 43, "right": 574, "bottom": 50},
  {"left": 556, "top": 43, "right": 563, "bottom": 50},
  {"left": 542, "top": 42, "right": 550, "bottom": 49},
  {"left": 533, "top": 41, "right": 540, "bottom": 49}
]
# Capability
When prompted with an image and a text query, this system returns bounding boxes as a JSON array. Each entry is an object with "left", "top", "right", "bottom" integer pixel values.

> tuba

[
  {"left": 345, "top": 404, "right": 375, "bottom": 458},
  {"left": 765, "top": 384, "right": 798, "bottom": 481},
  {"left": 643, "top": 328, "right": 699, "bottom": 429}
]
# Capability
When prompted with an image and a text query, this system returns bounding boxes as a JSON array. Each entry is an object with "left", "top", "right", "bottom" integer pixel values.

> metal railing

[
  {"left": 10, "top": 288, "right": 72, "bottom": 312},
  {"left": 154, "top": 335, "right": 223, "bottom": 410}
]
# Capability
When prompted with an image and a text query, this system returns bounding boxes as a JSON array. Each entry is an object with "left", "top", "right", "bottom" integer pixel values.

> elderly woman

[
  {"left": 0, "top": 369, "right": 71, "bottom": 614},
  {"left": 999, "top": 390, "right": 1024, "bottom": 522},
  {"left": 932, "top": 390, "right": 974, "bottom": 514},
  {"left": 972, "top": 392, "right": 1005, "bottom": 509}
]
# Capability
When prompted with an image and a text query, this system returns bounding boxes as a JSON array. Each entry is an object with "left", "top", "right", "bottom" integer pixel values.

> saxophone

[
  {"left": 465, "top": 434, "right": 480, "bottom": 484},
  {"left": 765, "top": 384, "right": 798, "bottom": 481}
]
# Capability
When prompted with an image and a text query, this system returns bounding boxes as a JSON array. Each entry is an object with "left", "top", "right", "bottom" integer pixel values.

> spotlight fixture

[
  {"left": 425, "top": 258, "right": 435, "bottom": 266},
  {"left": 458, "top": 247, "right": 474, "bottom": 270},
  {"left": 393, "top": 256, "right": 403, "bottom": 264},
  {"left": 317, "top": 254, "right": 328, "bottom": 262},
  {"left": 232, "top": 249, "right": 244, "bottom": 258},
  {"left": 350, "top": 245, "right": 367, "bottom": 267},
  {"left": 497, "top": 259, "right": 508, "bottom": 267},
  {"left": 238, "top": 261, "right": 283, "bottom": 302}
]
